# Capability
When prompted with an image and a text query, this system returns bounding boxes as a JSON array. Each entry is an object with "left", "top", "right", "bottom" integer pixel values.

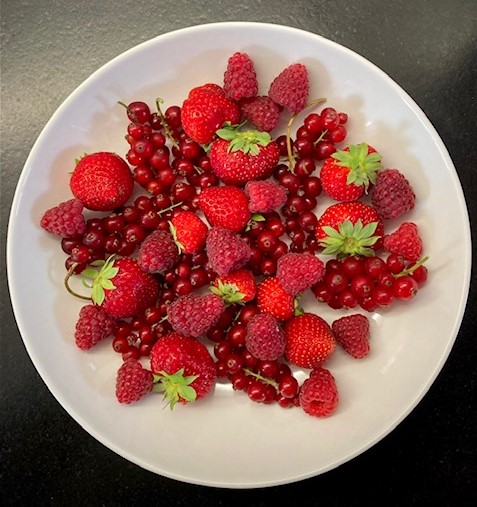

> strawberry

[
  {"left": 169, "top": 211, "right": 208, "bottom": 254},
  {"left": 167, "top": 293, "right": 225, "bottom": 338},
  {"left": 80, "top": 256, "right": 159, "bottom": 319},
  {"left": 284, "top": 313, "right": 336, "bottom": 369},
  {"left": 320, "top": 143, "right": 382, "bottom": 202},
  {"left": 256, "top": 277, "right": 302, "bottom": 321},
  {"left": 316, "top": 201, "right": 385, "bottom": 256},
  {"left": 332, "top": 314, "right": 371, "bottom": 359},
  {"left": 70, "top": 152, "right": 134, "bottom": 211},
  {"left": 181, "top": 83, "right": 240, "bottom": 145},
  {"left": 198, "top": 186, "right": 251, "bottom": 232},
  {"left": 150, "top": 333, "right": 217, "bottom": 408},
  {"left": 299, "top": 367, "right": 339, "bottom": 417},
  {"left": 383, "top": 222, "right": 423, "bottom": 262},
  {"left": 209, "top": 125, "right": 280, "bottom": 186},
  {"left": 210, "top": 268, "right": 257, "bottom": 304},
  {"left": 116, "top": 359, "right": 154, "bottom": 404}
]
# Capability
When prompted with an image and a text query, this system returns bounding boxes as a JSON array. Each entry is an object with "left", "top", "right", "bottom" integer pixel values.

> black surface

[{"left": 1, "top": 1, "right": 476, "bottom": 505}]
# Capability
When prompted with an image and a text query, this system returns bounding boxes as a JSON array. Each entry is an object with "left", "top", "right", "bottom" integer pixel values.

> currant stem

[
  {"left": 117, "top": 101, "right": 139, "bottom": 123},
  {"left": 243, "top": 368, "right": 278, "bottom": 388},
  {"left": 393, "top": 255, "right": 430, "bottom": 278},
  {"left": 64, "top": 264, "right": 92, "bottom": 301},
  {"left": 286, "top": 97, "right": 327, "bottom": 172},
  {"left": 156, "top": 97, "right": 179, "bottom": 148},
  {"left": 157, "top": 201, "right": 183, "bottom": 215}
]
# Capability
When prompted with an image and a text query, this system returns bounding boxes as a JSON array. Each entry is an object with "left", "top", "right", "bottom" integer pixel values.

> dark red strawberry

[
  {"left": 209, "top": 125, "right": 280, "bottom": 186},
  {"left": 150, "top": 333, "right": 217, "bottom": 408},
  {"left": 316, "top": 201, "right": 385, "bottom": 256},
  {"left": 70, "top": 152, "right": 134, "bottom": 211}
]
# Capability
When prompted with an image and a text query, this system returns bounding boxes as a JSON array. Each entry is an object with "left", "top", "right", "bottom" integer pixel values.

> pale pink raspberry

[
  {"left": 245, "top": 313, "right": 285, "bottom": 361},
  {"left": 245, "top": 180, "right": 287, "bottom": 213}
]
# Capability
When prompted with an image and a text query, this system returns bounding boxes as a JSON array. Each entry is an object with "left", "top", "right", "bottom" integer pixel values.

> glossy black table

[{"left": 1, "top": 1, "right": 476, "bottom": 504}]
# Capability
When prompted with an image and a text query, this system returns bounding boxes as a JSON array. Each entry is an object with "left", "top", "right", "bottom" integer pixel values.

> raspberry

[
  {"left": 332, "top": 314, "right": 370, "bottom": 359},
  {"left": 167, "top": 294, "right": 225, "bottom": 338},
  {"left": 244, "top": 180, "right": 287, "bottom": 213},
  {"left": 371, "top": 168, "right": 416, "bottom": 219},
  {"left": 299, "top": 367, "right": 339, "bottom": 417},
  {"left": 240, "top": 96, "right": 281, "bottom": 132},
  {"left": 74, "top": 304, "right": 115, "bottom": 350},
  {"left": 223, "top": 52, "right": 258, "bottom": 101},
  {"left": 206, "top": 227, "right": 252, "bottom": 276},
  {"left": 40, "top": 199, "right": 86, "bottom": 238},
  {"left": 383, "top": 222, "right": 423, "bottom": 262},
  {"left": 268, "top": 63, "right": 309, "bottom": 114},
  {"left": 137, "top": 230, "right": 179, "bottom": 273},
  {"left": 245, "top": 313, "right": 286, "bottom": 361},
  {"left": 276, "top": 252, "right": 325, "bottom": 295},
  {"left": 115, "top": 359, "right": 153, "bottom": 404}
]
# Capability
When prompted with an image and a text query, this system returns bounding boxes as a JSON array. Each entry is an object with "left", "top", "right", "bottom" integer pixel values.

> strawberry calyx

[
  {"left": 216, "top": 123, "right": 271, "bottom": 155},
  {"left": 168, "top": 221, "right": 185, "bottom": 253},
  {"left": 210, "top": 279, "right": 246, "bottom": 305},
  {"left": 152, "top": 368, "right": 198, "bottom": 410},
  {"left": 331, "top": 143, "right": 382, "bottom": 190},
  {"left": 294, "top": 295, "right": 305, "bottom": 316},
  {"left": 80, "top": 255, "right": 119, "bottom": 305},
  {"left": 319, "top": 219, "right": 380, "bottom": 257},
  {"left": 245, "top": 213, "right": 266, "bottom": 231}
]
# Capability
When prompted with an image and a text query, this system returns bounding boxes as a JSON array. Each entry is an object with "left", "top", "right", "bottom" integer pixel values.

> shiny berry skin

[
  {"left": 350, "top": 274, "right": 374, "bottom": 299},
  {"left": 124, "top": 101, "right": 151, "bottom": 124},
  {"left": 325, "top": 272, "right": 348, "bottom": 293},
  {"left": 302, "top": 176, "right": 322, "bottom": 198},
  {"left": 411, "top": 264, "right": 428, "bottom": 287},
  {"left": 278, "top": 375, "right": 299, "bottom": 398},
  {"left": 386, "top": 253, "right": 406, "bottom": 274},
  {"left": 247, "top": 380, "right": 267, "bottom": 403},
  {"left": 342, "top": 256, "right": 364, "bottom": 278},
  {"left": 364, "top": 256, "right": 387, "bottom": 279},
  {"left": 372, "top": 287, "right": 394, "bottom": 307},
  {"left": 393, "top": 276, "right": 419, "bottom": 300}
]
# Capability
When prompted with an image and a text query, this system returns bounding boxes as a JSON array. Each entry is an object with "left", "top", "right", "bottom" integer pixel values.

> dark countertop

[{"left": 1, "top": 1, "right": 476, "bottom": 505}]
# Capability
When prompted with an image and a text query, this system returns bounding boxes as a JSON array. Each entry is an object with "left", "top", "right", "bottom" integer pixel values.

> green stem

[
  {"left": 243, "top": 368, "right": 278, "bottom": 388},
  {"left": 64, "top": 264, "right": 92, "bottom": 301},
  {"left": 156, "top": 97, "right": 179, "bottom": 148},
  {"left": 393, "top": 256, "right": 429, "bottom": 278}
]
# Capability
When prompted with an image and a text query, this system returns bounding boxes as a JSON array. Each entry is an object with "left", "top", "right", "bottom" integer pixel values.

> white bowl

[{"left": 7, "top": 22, "right": 471, "bottom": 488}]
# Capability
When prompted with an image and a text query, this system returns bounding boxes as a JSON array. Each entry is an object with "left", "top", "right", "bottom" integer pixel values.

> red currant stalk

[
  {"left": 286, "top": 98, "right": 327, "bottom": 172},
  {"left": 393, "top": 256, "right": 429, "bottom": 278},
  {"left": 155, "top": 97, "right": 179, "bottom": 147},
  {"left": 243, "top": 368, "right": 278, "bottom": 388}
]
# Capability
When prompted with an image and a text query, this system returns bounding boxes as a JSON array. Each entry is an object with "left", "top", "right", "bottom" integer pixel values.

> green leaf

[
  {"left": 251, "top": 213, "right": 266, "bottom": 222},
  {"left": 319, "top": 219, "right": 381, "bottom": 257},
  {"left": 81, "top": 268, "right": 99, "bottom": 279},
  {"left": 91, "top": 283, "right": 105, "bottom": 305}
]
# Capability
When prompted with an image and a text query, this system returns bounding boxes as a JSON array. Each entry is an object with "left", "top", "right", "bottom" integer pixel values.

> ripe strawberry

[
  {"left": 116, "top": 359, "right": 154, "bottom": 404},
  {"left": 276, "top": 252, "right": 325, "bottom": 295},
  {"left": 40, "top": 199, "right": 86, "bottom": 238},
  {"left": 181, "top": 83, "right": 241, "bottom": 145},
  {"left": 170, "top": 211, "right": 208, "bottom": 254},
  {"left": 206, "top": 227, "right": 252, "bottom": 276},
  {"left": 299, "top": 367, "right": 339, "bottom": 417},
  {"left": 210, "top": 268, "right": 257, "bottom": 304},
  {"left": 383, "top": 222, "right": 423, "bottom": 262},
  {"left": 316, "top": 201, "right": 385, "bottom": 256},
  {"left": 244, "top": 180, "right": 287, "bottom": 213},
  {"left": 284, "top": 313, "right": 336, "bottom": 369},
  {"left": 167, "top": 293, "right": 225, "bottom": 338},
  {"left": 240, "top": 96, "right": 281, "bottom": 132},
  {"left": 268, "top": 63, "right": 309, "bottom": 113},
  {"left": 256, "top": 277, "right": 301, "bottom": 321},
  {"left": 209, "top": 125, "right": 280, "bottom": 186},
  {"left": 198, "top": 186, "right": 251, "bottom": 232},
  {"left": 223, "top": 52, "right": 258, "bottom": 101},
  {"left": 70, "top": 152, "right": 134, "bottom": 211},
  {"left": 82, "top": 256, "right": 159, "bottom": 319},
  {"left": 150, "top": 333, "right": 217, "bottom": 408},
  {"left": 137, "top": 230, "right": 179, "bottom": 273},
  {"left": 371, "top": 168, "right": 416, "bottom": 219},
  {"left": 332, "top": 314, "right": 370, "bottom": 359},
  {"left": 74, "top": 305, "right": 115, "bottom": 350},
  {"left": 245, "top": 313, "right": 285, "bottom": 361},
  {"left": 320, "top": 143, "right": 382, "bottom": 202}
]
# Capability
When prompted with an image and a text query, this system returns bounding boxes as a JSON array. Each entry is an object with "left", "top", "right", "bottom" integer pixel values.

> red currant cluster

[
  {"left": 312, "top": 253, "right": 428, "bottom": 312},
  {"left": 207, "top": 304, "right": 300, "bottom": 407}
]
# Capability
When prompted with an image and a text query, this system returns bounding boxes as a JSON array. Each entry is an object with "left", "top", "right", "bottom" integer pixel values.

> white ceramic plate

[{"left": 7, "top": 22, "right": 471, "bottom": 488}]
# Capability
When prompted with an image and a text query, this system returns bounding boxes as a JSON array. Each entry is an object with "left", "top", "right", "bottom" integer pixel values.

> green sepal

[
  {"left": 319, "top": 219, "right": 380, "bottom": 257},
  {"left": 245, "top": 213, "right": 266, "bottom": 231},
  {"left": 294, "top": 296, "right": 304, "bottom": 316},
  {"left": 216, "top": 124, "right": 271, "bottom": 156},
  {"left": 210, "top": 279, "right": 246, "bottom": 306},
  {"left": 169, "top": 221, "right": 185, "bottom": 253},
  {"left": 82, "top": 255, "right": 119, "bottom": 305},
  {"left": 331, "top": 143, "right": 383, "bottom": 191},
  {"left": 152, "top": 368, "right": 198, "bottom": 410}
]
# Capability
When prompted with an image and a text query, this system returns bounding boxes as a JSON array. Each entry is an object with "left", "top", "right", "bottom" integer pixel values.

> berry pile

[{"left": 40, "top": 51, "right": 428, "bottom": 418}]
